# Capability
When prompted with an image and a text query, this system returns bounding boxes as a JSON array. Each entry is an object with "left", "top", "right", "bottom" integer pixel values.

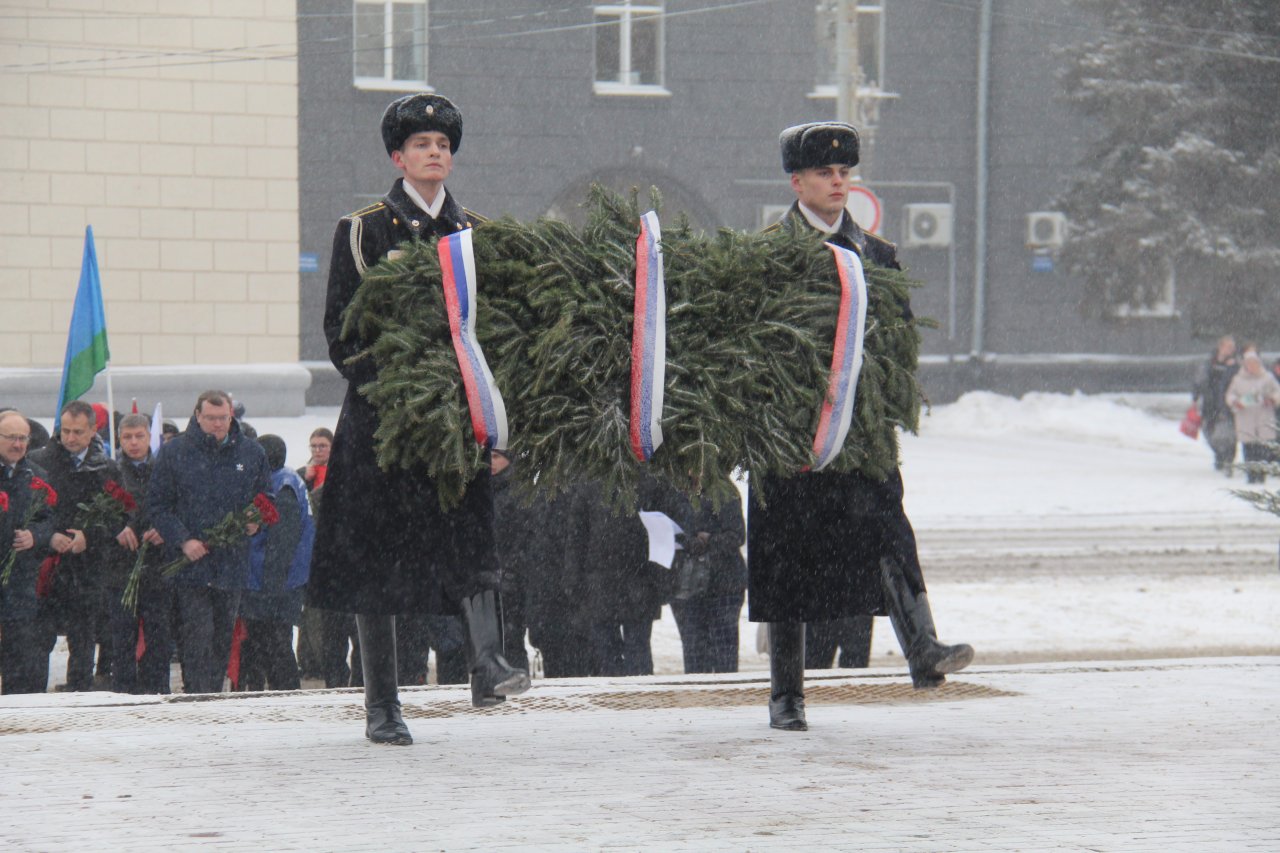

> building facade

[
  {"left": 298, "top": 0, "right": 1213, "bottom": 403},
  {"left": 0, "top": 0, "right": 306, "bottom": 415}
]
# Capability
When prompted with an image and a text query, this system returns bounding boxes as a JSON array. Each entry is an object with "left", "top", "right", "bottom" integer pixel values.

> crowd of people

[
  {"left": 0, "top": 394, "right": 318, "bottom": 695},
  {"left": 1192, "top": 336, "right": 1280, "bottom": 483},
  {"left": 0, "top": 392, "right": 764, "bottom": 696},
  {"left": 4, "top": 99, "right": 978, "bottom": 741}
]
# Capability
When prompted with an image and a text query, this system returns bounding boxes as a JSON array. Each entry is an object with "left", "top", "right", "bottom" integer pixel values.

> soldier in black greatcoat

[
  {"left": 749, "top": 122, "right": 973, "bottom": 731},
  {"left": 308, "top": 93, "right": 528, "bottom": 746}
]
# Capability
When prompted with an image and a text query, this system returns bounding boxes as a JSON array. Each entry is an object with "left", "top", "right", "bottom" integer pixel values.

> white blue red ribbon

[
  {"left": 437, "top": 228, "right": 509, "bottom": 451},
  {"left": 629, "top": 211, "right": 666, "bottom": 462},
  {"left": 810, "top": 242, "right": 870, "bottom": 470}
]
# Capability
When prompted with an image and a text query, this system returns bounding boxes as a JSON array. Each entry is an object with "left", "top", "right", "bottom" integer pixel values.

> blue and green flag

[{"left": 57, "top": 226, "right": 110, "bottom": 414}]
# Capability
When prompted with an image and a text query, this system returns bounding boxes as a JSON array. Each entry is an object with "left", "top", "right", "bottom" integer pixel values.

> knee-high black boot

[
  {"left": 356, "top": 614, "right": 412, "bottom": 745},
  {"left": 459, "top": 589, "right": 530, "bottom": 708},
  {"left": 768, "top": 622, "right": 807, "bottom": 731},
  {"left": 880, "top": 558, "right": 974, "bottom": 689}
]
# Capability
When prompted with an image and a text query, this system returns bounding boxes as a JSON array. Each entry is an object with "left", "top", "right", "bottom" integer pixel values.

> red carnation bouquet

[
  {"left": 1, "top": 476, "right": 57, "bottom": 587},
  {"left": 159, "top": 493, "right": 280, "bottom": 580},
  {"left": 0, "top": 492, "right": 9, "bottom": 513},
  {"left": 73, "top": 479, "right": 137, "bottom": 537},
  {"left": 32, "top": 479, "right": 136, "bottom": 599}
]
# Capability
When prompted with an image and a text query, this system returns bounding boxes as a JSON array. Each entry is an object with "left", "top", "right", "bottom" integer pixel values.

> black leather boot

[
  {"left": 459, "top": 589, "right": 530, "bottom": 708},
  {"left": 768, "top": 622, "right": 807, "bottom": 731},
  {"left": 356, "top": 614, "right": 412, "bottom": 745},
  {"left": 880, "top": 558, "right": 974, "bottom": 689}
]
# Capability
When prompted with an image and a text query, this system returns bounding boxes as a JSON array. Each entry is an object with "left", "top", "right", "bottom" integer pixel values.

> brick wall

[{"left": 0, "top": 0, "right": 299, "bottom": 369}]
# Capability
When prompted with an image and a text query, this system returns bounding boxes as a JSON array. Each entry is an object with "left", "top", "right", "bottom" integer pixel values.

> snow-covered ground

[
  {"left": 19, "top": 391, "right": 1279, "bottom": 852},
  {"left": 44, "top": 391, "right": 1280, "bottom": 687},
  {"left": 247, "top": 392, "right": 1280, "bottom": 675}
]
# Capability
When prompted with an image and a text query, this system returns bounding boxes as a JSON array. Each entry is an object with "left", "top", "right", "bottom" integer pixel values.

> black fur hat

[
  {"left": 779, "top": 121, "right": 860, "bottom": 172},
  {"left": 381, "top": 93, "right": 463, "bottom": 155}
]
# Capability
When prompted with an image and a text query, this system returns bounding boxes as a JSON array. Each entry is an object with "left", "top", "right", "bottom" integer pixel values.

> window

[
  {"left": 812, "top": 1, "right": 884, "bottom": 97},
  {"left": 594, "top": 2, "right": 668, "bottom": 96},
  {"left": 1108, "top": 265, "right": 1179, "bottom": 319},
  {"left": 354, "top": 0, "right": 429, "bottom": 90}
]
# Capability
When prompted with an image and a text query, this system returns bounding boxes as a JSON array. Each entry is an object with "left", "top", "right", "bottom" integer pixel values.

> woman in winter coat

[
  {"left": 1193, "top": 335, "right": 1241, "bottom": 474},
  {"left": 1225, "top": 350, "right": 1280, "bottom": 484}
]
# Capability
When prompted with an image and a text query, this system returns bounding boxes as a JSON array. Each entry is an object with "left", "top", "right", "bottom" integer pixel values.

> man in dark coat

[
  {"left": 0, "top": 410, "right": 56, "bottom": 694},
  {"left": 516, "top": 487, "right": 593, "bottom": 678},
  {"left": 750, "top": 121, "right": 973, "bottom": 731},
  {"left": 30, "top": 400, "right": 123, "bottom": 692},
  {"left": 667, "top": 474, "right": 748, "bottom": 674},
  {"left": 308, "top": 92, "right": 528, "bottom": 746},
  {"left": 566, "top": 477, "right": 693, "bottom": 677},
  {"left": 147, "top": 390, "right": 271, "bottom": 694},
  {"left": 105, "top": 413, "right": 175, "bottom": 694}
]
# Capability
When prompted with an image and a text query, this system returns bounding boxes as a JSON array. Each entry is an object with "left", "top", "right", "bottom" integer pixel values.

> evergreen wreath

[{"left": 342, "top": 185, "right": 930, "bottom": 510}]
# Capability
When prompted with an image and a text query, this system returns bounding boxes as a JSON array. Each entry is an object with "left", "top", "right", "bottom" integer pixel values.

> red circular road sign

[{"left": 846, "top": 185, "right": 882, "bottom": 234}]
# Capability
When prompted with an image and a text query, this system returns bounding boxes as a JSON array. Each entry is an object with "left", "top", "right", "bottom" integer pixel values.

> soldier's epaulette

[
  {"left": 760, "top": 221, "right": 783, "bottom": 235},
  {"left": 463, "top": 208, "right": 489, "bottom": 226},
  {"left": 344, "top": 201, "right": 385, "bottom": 220},
  {"left": 864, "top": 231, "right": 898, "bottom": 255}
]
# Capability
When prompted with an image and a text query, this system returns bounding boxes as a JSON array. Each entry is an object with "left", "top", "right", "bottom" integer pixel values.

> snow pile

[{"left": 921, "top": 390, "right": 1195, "bottom": 454}]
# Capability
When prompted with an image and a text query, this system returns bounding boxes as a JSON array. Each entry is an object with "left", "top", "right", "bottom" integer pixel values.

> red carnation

[
  {"left": 1, "top": 477, "right": 58, "bottom": 587},
  {"left": 36, "top": 555, "right": 60, "bottom": 599},
  {"left": 104, "top": 480, "right": 138, "bottom": 513},
  {"left": 0, "top": 492, "right": 8, "bottom": 513},
  {"left": 252, "top": 493, "right": 280, "bottom": 526},
  {"left": 30, "top": 476, "right": 57, "bottom": 509}
]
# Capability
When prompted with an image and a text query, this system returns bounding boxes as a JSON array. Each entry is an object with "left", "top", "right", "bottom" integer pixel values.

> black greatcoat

[
  {"left": 747, "top": 203, "right": 928, "bottom": 623},
  {"left": 308, "top": 179, "right": 496, "bottom": 616}
]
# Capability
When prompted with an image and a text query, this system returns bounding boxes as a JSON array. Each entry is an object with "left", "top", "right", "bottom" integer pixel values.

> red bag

[{"left": 1179, "top": 404, "right": 1202, "bottom": 439}]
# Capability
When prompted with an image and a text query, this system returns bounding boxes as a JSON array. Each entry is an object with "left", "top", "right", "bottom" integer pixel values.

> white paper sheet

[{"left": 637, "top": 510, "right": 684, "bottom": 569}]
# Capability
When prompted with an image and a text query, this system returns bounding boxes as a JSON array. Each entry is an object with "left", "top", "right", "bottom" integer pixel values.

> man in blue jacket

[{"left": 147, "top": 390, "right": 271, "bottom": 694}]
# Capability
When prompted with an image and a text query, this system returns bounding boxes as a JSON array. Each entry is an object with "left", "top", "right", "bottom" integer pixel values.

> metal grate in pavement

[
  {"left": 586, "top": 681, "right": 1015, "bottom": 711},
  {"left": 0, "top": 680, "right": 1013, "bottom": 734}
]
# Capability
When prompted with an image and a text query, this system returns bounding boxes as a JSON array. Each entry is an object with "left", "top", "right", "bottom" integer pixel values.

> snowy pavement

[
  {"left": 2, "top": 658, "right": 1278, "bottom": 851},
  {"left": 7, "top": 391, "right": 1280, "bottom": 849}
]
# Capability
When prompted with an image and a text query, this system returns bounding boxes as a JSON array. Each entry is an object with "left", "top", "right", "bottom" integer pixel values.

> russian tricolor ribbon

[
  {"left": 629, "top": 211, "right": 666, "bottom": 462},
  {"left": 437, "top": 228, "right": 509, "bottom": 451},
  {"left": 810, "top": 241, "right": 870, "bottom": 471}
]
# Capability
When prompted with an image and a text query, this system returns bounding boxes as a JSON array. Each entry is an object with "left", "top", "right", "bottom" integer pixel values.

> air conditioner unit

[
  {"left": 1026, "top": 211, "right": 1067, "bottom": 248},
  {"left": 903, "top": 203, "right": 952, "bottom": 248}
]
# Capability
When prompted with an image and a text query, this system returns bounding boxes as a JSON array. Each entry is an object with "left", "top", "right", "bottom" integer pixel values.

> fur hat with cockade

[
  {"left": 779, "top": 121, "right": 860, "bottom": 173},
  {"left": 381, "top": 93, "right": 463, "bottom": 156}
]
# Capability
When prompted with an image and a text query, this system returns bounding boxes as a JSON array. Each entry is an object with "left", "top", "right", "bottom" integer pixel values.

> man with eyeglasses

[
  {"left": 30, "top": 400, "right": 122, "bottom": 692},
  {"left": 147, "top": 390, "right": 270, "bottom": 694},
  {"left": 0, "top": 410, "right": 56, "bottom": 693}
]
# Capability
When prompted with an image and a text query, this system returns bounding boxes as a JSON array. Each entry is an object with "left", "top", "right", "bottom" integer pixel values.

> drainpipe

[{"left": 971, "top": 0, "right": 992, "bottom": 360}]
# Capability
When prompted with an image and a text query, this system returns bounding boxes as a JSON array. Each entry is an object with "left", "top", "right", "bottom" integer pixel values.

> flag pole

[
  {"left": 101, "top": 246, "right": 115, "bottom": 459},
  {"left": 105, "top": 365, "right": 116, "bottom": 459}
]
